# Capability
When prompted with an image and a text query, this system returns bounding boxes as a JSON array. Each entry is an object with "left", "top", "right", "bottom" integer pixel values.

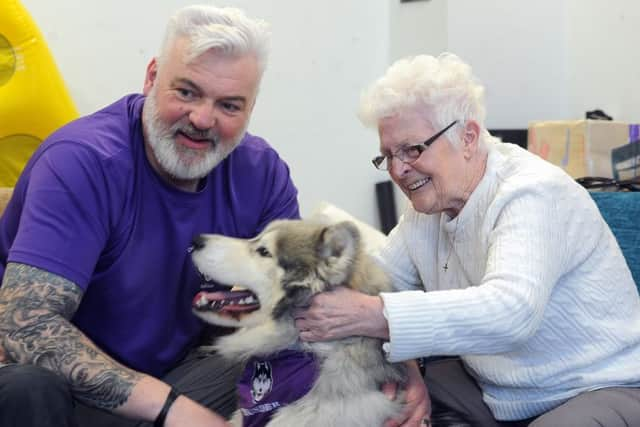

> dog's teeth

[
  {"left": 204, "top": 274, "right": 213, "bottom": 282},
  {"left": 237, "top": 296, "right": 255, "bottom": 305},
  {"left": 196, "top": 295, "right": 208, "bottom": 308}
]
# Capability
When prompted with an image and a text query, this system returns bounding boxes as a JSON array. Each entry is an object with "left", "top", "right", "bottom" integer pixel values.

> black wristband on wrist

[{"left": 154, "top": 386, "right": 180, "bottom": 427}]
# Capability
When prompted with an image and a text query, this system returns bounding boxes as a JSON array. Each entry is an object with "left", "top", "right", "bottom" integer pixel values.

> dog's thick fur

[{"left": 190, "top": 219, "right": 407, "bottom": 427}]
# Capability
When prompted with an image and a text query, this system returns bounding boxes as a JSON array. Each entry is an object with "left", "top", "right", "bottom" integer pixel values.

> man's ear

[
  {"left": 462, "top": 120, "right": 481, "bottom": 159},
  {"left": 142, "top": 58, "right": 159, "bottom": 95}
]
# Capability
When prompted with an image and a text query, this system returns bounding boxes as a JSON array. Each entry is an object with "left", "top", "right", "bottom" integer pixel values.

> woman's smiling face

[{"left": 378, "top": 110, "right": 470, "bottom": 217}]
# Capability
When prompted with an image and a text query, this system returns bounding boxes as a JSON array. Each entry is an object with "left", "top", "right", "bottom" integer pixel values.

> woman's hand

[
  {"left": 383, "top": 361, "right": 430, "bottom": 427},
  {"left": 295, "top": 288, "right": 428, "bottom": 425},
  {"left": 294, "top": 286, "right": 389, "bottom": 341}
]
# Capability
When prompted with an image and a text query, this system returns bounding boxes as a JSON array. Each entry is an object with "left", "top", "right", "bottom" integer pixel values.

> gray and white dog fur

[{"left": 190, "top": 219, "right": 407, "bottom": 427}]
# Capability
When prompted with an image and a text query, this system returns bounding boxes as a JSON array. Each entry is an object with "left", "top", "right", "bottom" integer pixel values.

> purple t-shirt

[
  {"left": 0, "top": 94, "right": 300, "bottom": 377},
  {"left": 238, "top": 350, "right": 318, "bottom": 427}
]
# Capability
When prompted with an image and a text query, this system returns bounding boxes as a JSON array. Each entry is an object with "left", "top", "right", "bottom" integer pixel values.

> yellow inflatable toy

[{"left": 0, "top": 0, "right": 78, "bottom": 186}]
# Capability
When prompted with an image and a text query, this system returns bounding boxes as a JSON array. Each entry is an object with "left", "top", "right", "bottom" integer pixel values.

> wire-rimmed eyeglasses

[{"left": 372, "top": 120, "right": 458, "bottom": 171}]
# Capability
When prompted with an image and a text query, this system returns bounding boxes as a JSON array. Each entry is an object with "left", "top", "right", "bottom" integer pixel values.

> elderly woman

[{"left": 296, "top": 53, "right": 640, "bottom": 426}]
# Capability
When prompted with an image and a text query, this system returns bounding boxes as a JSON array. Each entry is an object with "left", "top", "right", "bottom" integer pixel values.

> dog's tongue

[{"left": 192, "top": 290, "right": 259, "bottom": 313}]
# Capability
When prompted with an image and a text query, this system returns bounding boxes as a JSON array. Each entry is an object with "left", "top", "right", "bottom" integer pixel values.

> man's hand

[
  {"left": 382, "top": 361, "right": 430, "bottom": 427},
  {"left": 165, "top": 394, "right": 231, "bottom": 427},
  {"left": 294, "top": 286, "right": 389, "bottom": 341}
]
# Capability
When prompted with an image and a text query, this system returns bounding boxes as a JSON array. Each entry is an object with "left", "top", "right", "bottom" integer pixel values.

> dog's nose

[{"left": 189, "top": 235, "right": 206, "bottom": 253}]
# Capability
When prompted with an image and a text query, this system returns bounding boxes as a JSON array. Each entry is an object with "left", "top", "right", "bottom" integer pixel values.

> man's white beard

[{"left": 142, "top": 89, "right": 246, "bottom": 180}]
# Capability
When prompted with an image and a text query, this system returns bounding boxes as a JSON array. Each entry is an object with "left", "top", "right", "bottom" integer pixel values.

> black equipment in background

[{"left": 375, "top": 180, "right": 398, "bottom": 235}]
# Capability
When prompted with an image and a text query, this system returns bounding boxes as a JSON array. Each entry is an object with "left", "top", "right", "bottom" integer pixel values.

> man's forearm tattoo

[{"left": 0, "top": 263, "right": 143, "bottom": 409}]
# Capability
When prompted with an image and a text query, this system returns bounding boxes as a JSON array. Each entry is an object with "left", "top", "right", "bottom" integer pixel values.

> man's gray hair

[{"left": 159, "top": 5, "right": 271, "bottom": 75}]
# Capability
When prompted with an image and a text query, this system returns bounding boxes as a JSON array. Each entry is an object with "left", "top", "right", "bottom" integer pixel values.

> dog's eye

[{"left": 256, "top": 246, "right": 272, "bottom": 258}]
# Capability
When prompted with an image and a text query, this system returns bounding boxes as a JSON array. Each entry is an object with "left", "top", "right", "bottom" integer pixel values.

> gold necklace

[{"left": 443, "top": 214, "right": 460, "bottom": 272}]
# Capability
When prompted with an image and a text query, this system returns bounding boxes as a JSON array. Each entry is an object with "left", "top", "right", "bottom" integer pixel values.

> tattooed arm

[{"left": 0, "top": 262, "right": 230, "bottom": 426}]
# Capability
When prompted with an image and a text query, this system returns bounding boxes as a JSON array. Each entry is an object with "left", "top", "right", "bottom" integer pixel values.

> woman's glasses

[{"left": 372, "top": 120, "right": 458, "bottom": 171}]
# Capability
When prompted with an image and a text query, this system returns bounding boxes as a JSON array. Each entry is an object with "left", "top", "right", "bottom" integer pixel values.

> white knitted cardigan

[{"left": 377, "top": 143, "right": 640, "bottom": 420}]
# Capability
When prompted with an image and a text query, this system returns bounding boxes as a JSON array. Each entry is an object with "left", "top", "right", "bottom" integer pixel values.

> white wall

[
  {"left": 447, "top": 0, "right": 570, "bottom": 128},
  {"left": 22, "top": 0, "right": 391, "bottom": 228},
  {"left": 565, "top": 0, "right": 640, "bottom": 123},
  {"left": 446, "top": 0, "right": 640, "bottom": 128},
  {"left": 233, "top": 1, "right": 392, "bottom": 226},
  {"left": 389, "top": 0, "right": 447, "bottom": 62}
]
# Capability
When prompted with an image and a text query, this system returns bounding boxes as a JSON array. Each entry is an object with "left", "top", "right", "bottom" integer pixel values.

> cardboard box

[{"left": 527, "top": 120, "right": 630, "bottom": 178}]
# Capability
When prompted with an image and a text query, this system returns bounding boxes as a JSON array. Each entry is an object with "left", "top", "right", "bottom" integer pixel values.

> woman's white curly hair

[{"left": 359, "top": 53, "right": 495, "bottom": 149}]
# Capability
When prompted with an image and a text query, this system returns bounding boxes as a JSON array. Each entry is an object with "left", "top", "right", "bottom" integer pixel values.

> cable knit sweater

[{"left": 377, "top": 142, "right": 640, "bottom": 420}]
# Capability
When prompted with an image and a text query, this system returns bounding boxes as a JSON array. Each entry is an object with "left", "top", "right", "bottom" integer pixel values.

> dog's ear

[
  {"left": 273, "top": 283, "right": 313, "bottom": 319},
  {"left": 316, "top": 221, "right": 360, "bottom": 286}
]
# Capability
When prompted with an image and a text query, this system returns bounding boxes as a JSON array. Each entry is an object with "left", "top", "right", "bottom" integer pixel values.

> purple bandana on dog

[{"left": 237, "top": 349, "right": 318, "bottom": 427}]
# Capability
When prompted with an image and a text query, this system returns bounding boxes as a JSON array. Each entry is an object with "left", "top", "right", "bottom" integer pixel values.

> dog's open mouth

[{"left": 192, "top": 288, "right": 260, "bottom": 320}]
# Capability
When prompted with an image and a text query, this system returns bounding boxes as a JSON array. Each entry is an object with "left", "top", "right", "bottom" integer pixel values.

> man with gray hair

[{"left": 0, "top": 5, "right": 299, "bottom": 427}]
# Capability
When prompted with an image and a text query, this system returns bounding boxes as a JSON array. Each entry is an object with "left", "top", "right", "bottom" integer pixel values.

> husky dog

[{"left": 190, "top": 219, "right": 408, "bottom": 427}]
